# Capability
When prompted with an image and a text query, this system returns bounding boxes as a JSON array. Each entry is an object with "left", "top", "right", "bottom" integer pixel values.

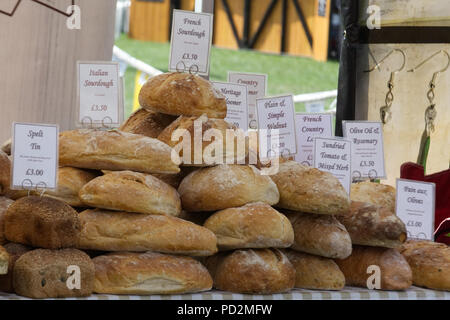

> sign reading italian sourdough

[
  {"left": 169, "top": 10, "right": 213, "bottom": 76},
  {"left": 257, "top": 95, "right": 297, "bottom": 160},
  {"left": 212, "top": 82, "right": 249, "bottom": 131},
  {"left": 11, "top": 122, "right": 59, "bottom": 190},
  {"left": 228, "top": 72, "right": 267, "bottom": 129},
  {"left": 313, "top": 137, "right": 352, "bottom": 194},
  {"left": 342, "top": 121, "right": 386, "bottom": 180},
  {"left": 295, "top": 113, "right": 333, "bottom": 166},
  {"left": 77, "top": 61, "right": 121, "bottom": 127}
]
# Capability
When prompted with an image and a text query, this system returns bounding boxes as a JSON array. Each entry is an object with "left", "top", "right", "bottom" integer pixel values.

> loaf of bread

[
  {"left": 0, "top": 243, "right": 31, "bottom": 292},
  {"left": 399, "top": 240, "right": 450, "bottom": 291},
  {"left": 283, "top": 249, "right": 345, "bottom": 290},
  {"left": 0, "top": 197, "right": 14, "bottom": 245},
  {"left": 1, "top": 139, "right": 11, "bottom": 156},
  {"left": 204, "top": 202, "right": 294, "bottom": 250},
  {"left": 205, "top": 248, "right": 295, "bottom": 294},
  {"left": 178, "top": 165, "right": 279, "bottom": 212},
  {"left": 0, "top": 245, "right": 8, "bottom": 275},
  {"left": 351, "top": 181, "right": 396, "bottom": 212},
  {"left": 93, "top": 252, "right": 213, "bottom": 295},
  {"left": 139, "top": 72, "right": 227, "bottom": 118},
  {"left": 337, "top": 201, "right": 406, "bottom": 248},
  {"left": 335, "top": 246, "right": 412, "bottom": 290},
  {"left": 157, "top": 114, "right": 248, "bottom": 166},
  {"left": 285, "top": 211, "right": 352, "bottom": 259},
  {"left": 119, "top": 108, "right": 177, "bottom": 138},
  {"left": 59, "top": 129, "right": 180, "bottom": 174},
  {"left": 78, "top": 209, "right": 217, "bottom": 256},
  {"left": 13, "top": 248, "right": 94, "bottom": 298},
  {"left": 271, "top": 161, "right": 350, "bottom": 215},
  {"left": 4, "top": 196, "right": 80, "bottom": 249},
  {"left": 79, "top": 171, "right": 181, "bottom": 216}
]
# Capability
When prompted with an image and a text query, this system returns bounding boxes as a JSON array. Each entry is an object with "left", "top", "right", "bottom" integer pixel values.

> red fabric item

[{"left": 400, "top": 162, "right": 450, "bottom": 245}]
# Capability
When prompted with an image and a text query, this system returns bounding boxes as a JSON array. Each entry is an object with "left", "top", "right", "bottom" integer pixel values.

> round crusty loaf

[
  {"left": 283, "top": 249, "right": 345, "bottom": 290},
  {"left": 205, "top": 248, "right": 295, "bottom": 294},
  {"left": 351, "top": 181, "right": 396, "bottom": 212},
  {"left": 0, "top": 243, "right": 31, "bottom": 293},
  {"left": 178, "top": 165, "right": 280, "bottom": 212},
  {"left": 119, "top": 108, "right": 177, "bottom": 138},
  {"left": 0, "top": 197, "right": 14, "bottom": 245},
  {"left": 157, "top": 114, "right": 248, "bottom": 167},
  {"left": 204, "top": 202, "right": 294, "bottom": 250},
  {"left": 4, "top": 196, "right": 81, "bottom": 249},
  {"left": 139, "top": 72, "right": 227, "bottom": 118},
  {"left": 271, "top": 161, "right": 350, "bottom": 215},
  {"left": 93, "top": 252, "right": 213, "bottom": 295},
  {"left": 284, "top": 210, "right": 352, "bottom": 259},
  {"left": 79, "top": 171, "right": 181, "bottom": 217},
  {"left": 13, "top": 248, "right": 94, "bottom": 298}
]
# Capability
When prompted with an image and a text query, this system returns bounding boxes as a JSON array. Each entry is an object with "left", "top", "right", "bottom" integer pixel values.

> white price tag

[
  {"left": 295, "top": 113, "right": 333, "bottom": 166},
  {"left": 305, "top": 101, "right": 325, "bottom": 113},
  {"left": 343, "top": 121, "right": 386, "bottom": 179},
  {"left": 313, "top": 137, "right": 352, "bottom": 194},
  {"left": 11, "top": 123, "right": 59, "bottom": 190},
  {"left": 77, "top": 61, "right": 121, "bottom": 127},
  {"left": 213, "top": 82, "right": 249, "bottom": 131},
  {"left": 257, "top": 95, "right": 297, "bottom": 160},
  {"left": 396, "top": 179, "right": 436, "bottom": 241},
  {"left": 228, "top": 72, "right": 267, "bottom": 129},
  {"left": 169, "top": 10, "right": 213, "bottom": 76}
]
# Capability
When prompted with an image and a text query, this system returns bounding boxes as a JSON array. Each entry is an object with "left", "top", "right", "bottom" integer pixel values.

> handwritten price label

[{"left": 11, "top": 123, "right": 59, "bottom": 190}]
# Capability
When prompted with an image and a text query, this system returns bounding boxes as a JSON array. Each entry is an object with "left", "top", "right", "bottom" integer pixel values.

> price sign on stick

[
  {"left": 313, "top": 137, "right": 352, "bottom": 194},
  {"left": 169, "top": 10, "right": 213, "bottom": 76},
  {"left": 228, "top": 72, "right": 267, "bottom": 129},
  {"left": 213, "top": 82, "right": 249, "bottom": 132},
  {"left": 11, "top": 123, "right": 59, "bottom": 190},
  {"left": 77, "top": 61, "right": 122, "bottom": 128},
  {"left": 396, "top": 179, "right": 435, "bottom": 241},
  {"left": 342, "top": 121, "right": 386, "bottom": 180}
]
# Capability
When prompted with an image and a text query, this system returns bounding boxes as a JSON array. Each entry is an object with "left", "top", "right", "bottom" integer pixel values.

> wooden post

[{"left": 0, "top": 0, "right": 117, "bottom": 142}]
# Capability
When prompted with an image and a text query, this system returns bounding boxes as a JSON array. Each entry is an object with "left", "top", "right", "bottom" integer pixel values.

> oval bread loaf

[
  {"left": 351, "top": 181, "right": 396, "bottom": 212},
  {"left": 119, "top": 108, "right": 177, "bottom": 138},
  {"left": 139, "top": 72, "right": 227, "bottom": 118},
  {"left": 204, "top": 202, "right": 294, "bottom": 250},
  {"left": 178, "top": 165, "right": 280, "bottom": 212}
]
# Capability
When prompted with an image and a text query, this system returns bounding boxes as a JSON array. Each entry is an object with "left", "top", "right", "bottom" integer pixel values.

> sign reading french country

[
  {"left": 11, "top": 122, "right": 59, "bottom": 191},
  {"left": 169, "top": 10, "right": 213, "bottom": 76},
  {"left": 212, "top": 82, "right": 249, "bottom": 132},
  {"left": 228, "top": 72, "right": 267, "bottom": 129},
  {"left": 77, "top": 61, "right": 121, "bottom": 128},
  {"left": 294, "top": 113, "right": 333, "bottom": 166},
  {"left": 257, "top": 95, "right": 297, "bottom": 160},
  {"left": 342, "top": 121, "right": 386, "bottom": 180},
  {"left": 313, "top": 137, "right": 352, "bottom": 194}
]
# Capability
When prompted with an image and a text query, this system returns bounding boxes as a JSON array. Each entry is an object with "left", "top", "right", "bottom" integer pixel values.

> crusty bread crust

[
  {"left": 0, "top": 245, "right": 8, "bottom": 275},
  {"left": 0, "top": 196, "right": 14, "bottom": 245},
  {"left": 0, "top": 243, "right": 31, "bottom": 292},
  {"left": 119, "top": 108, "right": 177, "bottom": 138},
  {"left": 351, "top": 181, "right": 396, "bottom": 212}
]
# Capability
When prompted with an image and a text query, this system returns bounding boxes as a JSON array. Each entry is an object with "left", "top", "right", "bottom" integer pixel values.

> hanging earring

[
  {"left": 407, "top": 50, "right": 450, "bottom": 170},
  {"left": 365, "top": 49, "right": 406, "bottom": 124}
]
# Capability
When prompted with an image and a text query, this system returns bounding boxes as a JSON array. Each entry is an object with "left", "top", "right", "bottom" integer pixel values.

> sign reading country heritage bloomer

[{"left": 212, "top": 82, "right": 249, "bottom": 132}]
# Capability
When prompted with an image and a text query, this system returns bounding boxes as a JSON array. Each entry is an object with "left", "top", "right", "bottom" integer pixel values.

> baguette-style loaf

[
  {"left": 205, "top": 248, "right": 295, "bottom": 294},
  {"left": 178, "top": 165, "right": 280, "bottom": 212},
  {"left": 0, "top": 197, "right": 14, "bottom": 245},
  {"left": 13, "top": 249, "right": 94, "bottom": 298},
  {"left": 59, "top": 129, "right": 180, "bottom": 174},
  {"left": 335, "top": 246, "right": 412, "bottom": 290},
  {"left": 119, "top": 108, "right": 177, "bottom": 138},
  {"left": 139, "top": 72, "right": 227, "bottom": 118},
  {"left": 351, "top": 181, "right": 396, "bottom": 212},
  {"left": 79, "top": 171, "right": 181, "bottom": 216},
  {"left": 0, "top": 243, "right": 31, "bottom": 292},
  {"left": 93, "top": 252, "right": 213, "bottom": 295},
  {"left": 157, "top": 114, "right": 248, "bottom": 166},
  {"left": 271, "top": 161, "right": 350, "bottom": 215},
  {"left": 78, "top": 209, "right": 217, "bottom": 256},
  {"left": 283, "top": 249, "right": 345, "bottom": 290},
  {"left": 204, "top": 202, "right": 294, "bottom": 250},
  {"left": 399, "top": 240, "right": 450, "bottom": 291},
  {"left": 284, "top": 211, "right": 352, "bottom": 259},
  {"left": 4, "top": 196, "right": 80, "bottom": 249},
  {"left": 337, "top": 201, "right": 406, "bottom": 248},
  {"left": 0, "top": 245, "right": 8, "bottom": 274}
]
